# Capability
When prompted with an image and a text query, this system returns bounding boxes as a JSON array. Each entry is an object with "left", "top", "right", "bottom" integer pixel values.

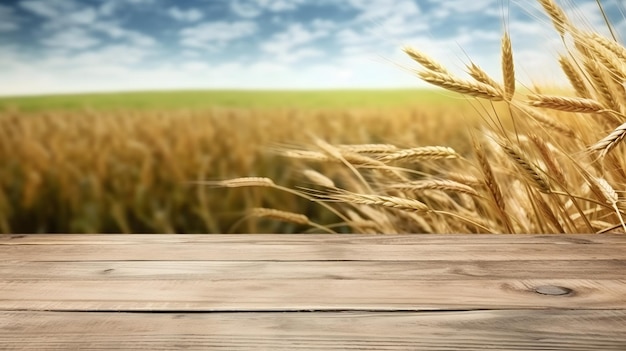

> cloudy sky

[{"left": 0, "top": 0, "right": 624, "bottom": 96}]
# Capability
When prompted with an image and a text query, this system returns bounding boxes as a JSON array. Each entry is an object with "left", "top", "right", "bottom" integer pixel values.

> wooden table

[{"left": 1, "top": 234, "right": 626, "bottom": 350}]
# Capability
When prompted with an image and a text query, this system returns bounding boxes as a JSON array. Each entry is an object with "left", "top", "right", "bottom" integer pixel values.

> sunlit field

[
  {"left": 209, "top": 1, "right": 626, "bottom": 235},
  {"left": 2, "top": 0, "right": 626, "bottom": 234},
  {"left": 0, "top": 89, "right": 460, "bottom": 112},
  {"left": 0, "top": 90, "right": 481, "bottom": 233}
]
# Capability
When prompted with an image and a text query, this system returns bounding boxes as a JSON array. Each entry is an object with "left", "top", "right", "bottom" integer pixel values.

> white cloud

[
  {"left": 231, "top": 1, "right": 262, "bottom": 18},
  {"left": 278, "top": 47, "right": 325, "bottom": 63},
  {"left": 41, "top": 44, "right": 152, "bottom": 69},
  {"left": 0, "top": 42, "right": 160, "bottom": 96},
  {"left": 180, "top": 21, "right": 258, "bottom": 49},
  {"left": 257, "top": 0, "right": 307, "bottom": 12},
  {"left": 181, "top": 61, "right": 210, "bottom": 71},
  {"left": 0, "top": 45, "right": 21, "bottom": 67},
  {"left": 337, "top": 29, "right": 371, "bottom": 45},
  {"left": 454, "top": 28, "right": 501, "bottom": 45},
  {"left": 262, "top": 23, "right": 328, "bottom": 51},
  {"left": 91, "top": 21, "right": 156, "bottom": 47},
  {"left": 428, "top": 0, "right": 497, "bottom": 19},
  {"left": 0, "top": 42, "right": 418, "bottom": 95},
  {"left": 181, "top": 50, "right": 202, "bottom": 58},
  {"left": 98, "top": 2, "right": 117, "bottom": 16},
  {"left": 0, "top": 5, "right": 18, "bottom": 32},
  {"left": 347, "top": 0, "right": 420, "bottom": 21},
  {"left": 340, "top": 0, "right": 428, "bottom": 47},
  {"left": 98, "top": 0, "right": 155, "bottom": 16},
  {"left": 41, "top": 27, "right": 100, "bottom": 49},
  {"left": 231, "top": 0, "right": 307, "bottom": 17},
  {"left": 20, "top": 0, "right": 156, "bottom": 49},
  {"left": 4, "top": 0, "right": 610, "bottom": 96},
  {"left": 65, "top": 8, "right": 97, "bottom": 25},
  {"left": 311, "top": 19, "right": 335, "bottom": 31},
  {"left": 69, "top": 44, "right": 151, "bottom": 67},
  {"left": 168, "top": 7, "right": 203, "bottom": 22},
  {"left": 20, "top": 0, "right": 97, "bottom": 28},
  {"left": 19, "top": 0, "right": 76, "bottom": 18}
]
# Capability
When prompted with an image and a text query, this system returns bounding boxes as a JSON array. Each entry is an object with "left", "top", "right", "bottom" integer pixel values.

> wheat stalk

[
  {"left": 589, "top": 122, "right": 626, "bottom": 158},
  {"left": 467, "top": 62, "right": 503, "bottom": 92},
  {"left": 583, "top": 36, "right": 626, "bottom": 81},
  {"left": 417, "top": 71, "right": 504, "bottom": 101},
  {"left": 446, "top": 172, "right": 484, "bottom": 188},
  {"left": 387, "top": 179, "right": 480, "bottom": 197},
  {"left": 535, "top": 195, "right": 565, "bottom": 233},
  {"left": 472, "top": 139, "right": 514, "bottom": 232},
  {"left": 338, "top": 144, "right": 399, "bottom": 154},
  {"left": 527, "top": 94, "right": 606, "bottom": 113},
  {"left": 583, "top": 59, "right": 622, "bottom": 113},
  {"left": 497, "top": 141, "right": 552, "bottom": 193},
  {"left": 538, "top": 0, "right": 569, "bottom": 37},
  {"left": 558, "top": 55, "right": 590, "bottom": 98},
  {"left": 378, "top": 146, "right": 459, "bottom": 162},
  {"left": 474, "top": 141, "right": 504, "bottom": 210},
  {"left": 501, "top": 32, "right": 515, "bottom": 101},
  {"left": 514, "top": 104, "right": 575, "bottom": 137},
  {"left": 302, "top": 169, "right": 335, "bottom": 188},
  {"left": 585, "top": 32, "right": 626, "bottom": 63},
  {"left": 333, "top": 192, "right": 430, "bottom": 213},
  {"left": 218, "top": 177, "right": 276, "bottom": 188},
  {"left": 594, "top": 178, "right": 626, "bottom": 232},
  {"left": 249, "top": 208, "right": 310, "bottom": 225},
  {"left": 403, "top": 46, "right": 449, "bottom": 74},
  {"left": 283, "top": 149, "right": 385, "bottom": 167},
  {"left": 281, "top": 150, "right": 331, "bottom": 162},
  {"left": 528, "top": 134, "right": 566, "bottom": 185}
]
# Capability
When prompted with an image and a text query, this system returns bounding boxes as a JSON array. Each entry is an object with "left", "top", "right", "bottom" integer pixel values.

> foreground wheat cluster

[{"left": 226, "top": 0, "right": 626, "bottom": 234}]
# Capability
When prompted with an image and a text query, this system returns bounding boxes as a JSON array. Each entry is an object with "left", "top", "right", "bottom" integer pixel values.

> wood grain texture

[
  {"left": 2, "top": 260, "right": 625, "bottom": 280},
  {"left": 2, "top": 310, "right": 626, "bottom": 350},
  {"left": 1, "top": 278, "right": 625, "bottom": 311},
  {"left": 1, "top": 239, "right": 624, "bottom": 262},
  {"left": 1, "top": 234, "right": 625, "bottom": 350}
]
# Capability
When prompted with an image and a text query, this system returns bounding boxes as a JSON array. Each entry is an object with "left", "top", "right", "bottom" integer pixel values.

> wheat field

[
  {"left": 217, "top": 0, "right": 626, "bottom": 234},
  {"left": 2, "top": 0, "right": 626, "bottom": 234},
  {"left": 0, "top": 99, "right": 481, "bottom": 233}
]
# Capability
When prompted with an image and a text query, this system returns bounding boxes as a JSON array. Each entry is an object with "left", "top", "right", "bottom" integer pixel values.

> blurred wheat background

[{"left": 0, "top": 94, "right": 480, "bottom": 233}]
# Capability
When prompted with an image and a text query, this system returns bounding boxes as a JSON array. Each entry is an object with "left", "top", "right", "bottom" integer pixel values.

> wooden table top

[{"left": 1, "top": 234, "right": 625, "bottom": 350}]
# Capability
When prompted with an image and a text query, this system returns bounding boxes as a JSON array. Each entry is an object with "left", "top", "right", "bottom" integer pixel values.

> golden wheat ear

[
  {"left": 417, "top": 70, "right": 504, "bottom": 101},
  {"left": 589, "top": 122, "right": 626, "bottom": 158},
  {"left": 593, "top": 178, "right": 626, "bottom": 232},
  {"left": 527, "top": 95, "right": 606, "bottom": 113},
  {"left": 402, "top": 46, "right": 449, "bottom": 74},
  {"left": 501, "top": 32, "right": 515, "bottom": 101},
  {"left": 538, "top": 0, "right": 570, "bottom": 37}
]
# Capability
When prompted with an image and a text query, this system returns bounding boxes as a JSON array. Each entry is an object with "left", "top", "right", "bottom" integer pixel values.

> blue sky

[{"left": 0, "top": 0, "right": 624, "bottom": 96}]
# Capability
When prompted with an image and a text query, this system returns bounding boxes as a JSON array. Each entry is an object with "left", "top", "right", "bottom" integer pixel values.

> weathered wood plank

[
  {"left": 2, "top": 233, "right": 622, "bottom": 245},
  {"left": 2, "top": 234, "right": 625, "bottom": 349},
  {"left": 2, "top": 310, "right": 625, "bottom": 350},
  {"left": 2, "top": 242, "right": 625, "bottom": 262},
  {"left": 1, "top": 279, "right": 625, "bottom": 311},
  {"left": 2, "top": 260, "right": 625, "bottom": 280}
]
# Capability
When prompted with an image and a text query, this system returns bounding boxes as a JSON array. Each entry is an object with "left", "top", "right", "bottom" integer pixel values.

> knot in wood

[{"left": 534, "top": 285, "right": 572, "bottom": 296}]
